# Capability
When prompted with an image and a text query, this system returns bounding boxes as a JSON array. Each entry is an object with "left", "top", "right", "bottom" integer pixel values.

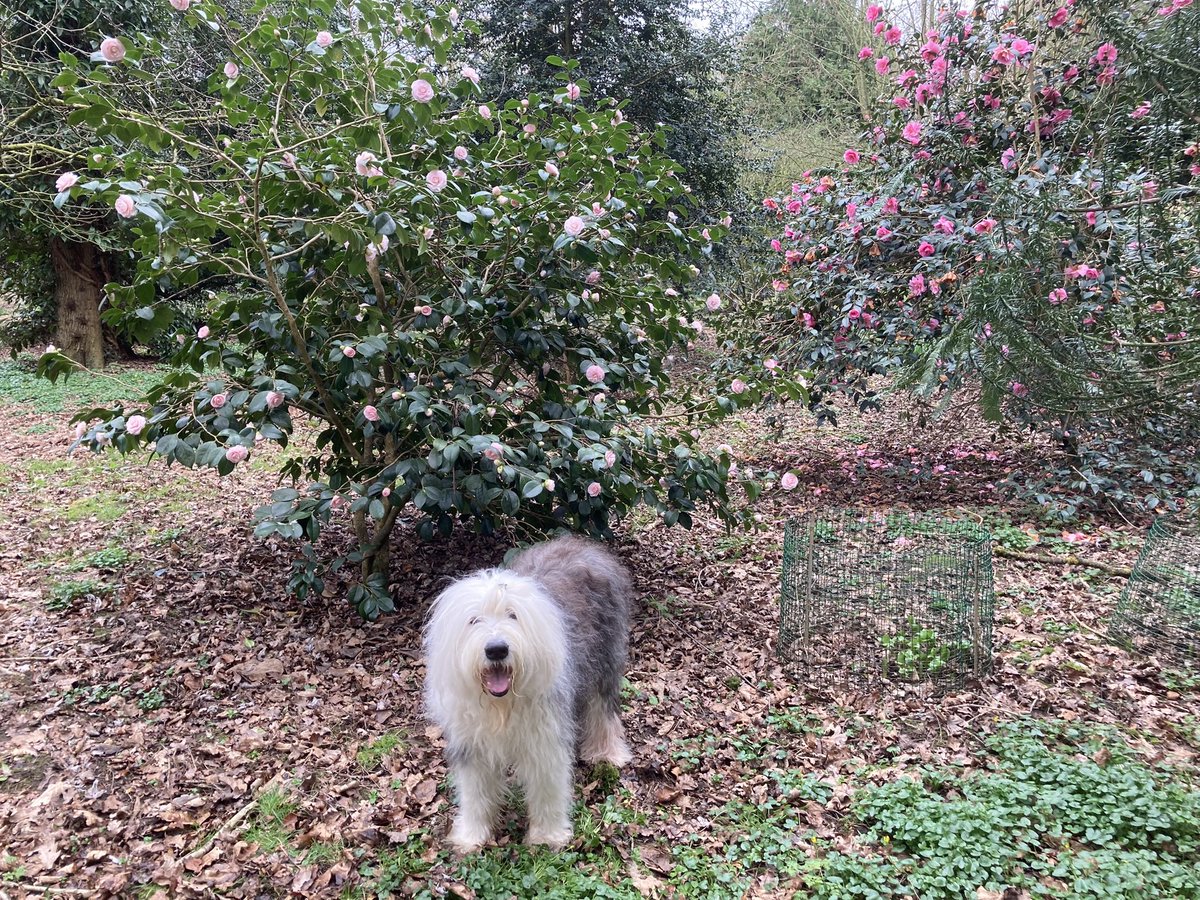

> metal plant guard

[{"left": 780, "top": 510, "right": 995, "bottom": 691}]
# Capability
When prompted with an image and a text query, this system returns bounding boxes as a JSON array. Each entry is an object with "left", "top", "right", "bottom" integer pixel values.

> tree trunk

[{"left": 50, "top": 236, "right": 105, "bottom": 369}]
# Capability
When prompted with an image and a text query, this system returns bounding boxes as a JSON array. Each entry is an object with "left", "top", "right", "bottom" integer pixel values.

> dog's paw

[
  {"left": 581, "top": 738, "right": 632, "bottom": 768},
  {"left": 525, "top": 827, "right": 571, "bottom": 851},
  {"left": 448, "top": 823, "right": 491, "bottom": 855}
]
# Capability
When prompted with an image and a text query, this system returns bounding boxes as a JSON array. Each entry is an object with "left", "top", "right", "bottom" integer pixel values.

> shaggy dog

[{"left": 423, "top": 535, "right": 632, "bottom": 852}]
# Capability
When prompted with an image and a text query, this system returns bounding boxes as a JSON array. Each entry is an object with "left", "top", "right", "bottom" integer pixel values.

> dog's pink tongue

[{"left": 485, "top": 670, "right": 512, "bottom": 696}]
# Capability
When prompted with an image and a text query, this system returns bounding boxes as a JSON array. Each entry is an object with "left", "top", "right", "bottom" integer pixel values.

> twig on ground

[
  {"left": 182, "top": 770, "right": 287, "bottom": 862},
  {"left": 994, "top": 545, "right": 1132, "bottom": 577}
]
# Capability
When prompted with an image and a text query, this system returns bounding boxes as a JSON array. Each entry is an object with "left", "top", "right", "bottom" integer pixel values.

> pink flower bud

[{"left": 210, "top": 392, "right": 228, "bottom": 409}]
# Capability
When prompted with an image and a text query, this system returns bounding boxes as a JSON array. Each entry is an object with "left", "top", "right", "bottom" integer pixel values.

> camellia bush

[
  {"left": 759, "top": 0, "right": 1199, "bottom": 517},
  {"left": 41, "top": 0, "right": 799, "bottom": 616}
]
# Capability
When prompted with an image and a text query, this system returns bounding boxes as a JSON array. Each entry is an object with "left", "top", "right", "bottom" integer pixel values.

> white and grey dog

[{"left": 423, "top": 535, "right": 633, "bottom": 853}]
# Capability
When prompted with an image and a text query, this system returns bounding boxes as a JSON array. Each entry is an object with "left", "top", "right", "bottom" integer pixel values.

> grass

[
  {"left": 0, "top": 358, "right": 166, "bottom": 414},
  {"left": 244, "top": 787, "right": 299, "bottom": 853},
  {"left": 355, "top": 731, "right": 407, "bottom": 771},
  {"left": 61, "top": 493, "right": 126, "bottom": 523}
]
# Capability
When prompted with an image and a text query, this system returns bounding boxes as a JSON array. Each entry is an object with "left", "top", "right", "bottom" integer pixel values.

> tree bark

[{"left": 50, "top": 236, "right": 105, "bottom": 369}]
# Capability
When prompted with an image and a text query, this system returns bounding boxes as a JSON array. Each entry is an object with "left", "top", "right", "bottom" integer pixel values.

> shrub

[{"left": 41, "top": 0, "right": 801, "bottom": 616}]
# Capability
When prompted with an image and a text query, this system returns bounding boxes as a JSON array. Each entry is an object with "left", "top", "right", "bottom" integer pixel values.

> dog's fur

[{"left": 423, "top": 535, "right": 632, "bottom": 852}]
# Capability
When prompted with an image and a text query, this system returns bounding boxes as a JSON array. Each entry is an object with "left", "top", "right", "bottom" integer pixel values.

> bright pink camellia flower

[
  {"left": 114, "top": 194, "right": 136, "bottom": 218},
  {"left": 587, "top": 481, "right": 602, "bottom": 498},
  {"left": 974, "top": 218, "right": 997, "bottom": 234},
  {"left": 1001, "top": 147, "right": 1016, "bottom": 169},
  {"left": 875, "top": 225, "right": 892, "bottom": 241},
  {"left": 843, "top": 148, "right": 861, "bottom": 164},
  {"left": 564, "top": 216, "right": 585, "bottom": 237},
  {"left": 866, "top": 4, "right": 882, "bottom": 22},
  {"left": 933, "top": 216, "right": 954, "bottom": 234},
  {"left": 315, "top": 30, "right": 333, "bottom": 47},
  {"left": 1010, "top": 381, "right": 1029, "bottom": 398},
  {"left": 991, "top": 45, "right": 1014, "bottom": 65},
  {"left": 211, "top": 392, "right": 228, "bottom": 409},
  {"left": 918, "top": 240, "right": 935, "bottom": 257},
  {"left": 730, "top": 378, "right": 747, "bottom": 394},
  {"left": 1094, "top": 42, "right": 1118, "bottom": 65},
  {"left": 909, "top": 273, "right": 926, "bottom": 296},
  {"left": 342, "top": 345, "right": 357, "bottom": 358},
  {"left": 1011, "top": 38, "right": 1033, "bottom": 56},
  {"left": 1048, "top": 7, "right": 1070, "bottom": 27},
  {"left": 875, "top": 57, "right": 890, "bottom": 75},
  {"left": 363, "top": 405, "right": 380, "bottom": 422},
  {"left": 858, "top": 46, "right": 874, "bottom": 60},
  {"left": 1049, "top": 288, "right": 1068, "bottom": 304},
  {"left": 706, "top": 293, "right": 722, "bottom": 311},
  {"left": 1086, "top": 210, "right": 1098, "bottom": 227},
  {"left": 772, "top": 278, "right": 789, "bottom": 291},
  {"left": 426, "top": 169, "right": 448, "bottom": 191},
  {"left": 223, "top": 61, "right": 239, "bottom": 79},
  {"left": 883, "top": 196, "right": 900, "bottom": 214},
  {"left": 56, "top": 172, "right": 78, "bottom": 192},
  {"left": 885, "top": 26, "right": 902, "bottom": 44},
  {"left": 225, "top": 445, "right": 249, "bottom": 463},
  {"left": 126, "top": 415, "right": 147, "bottom": 435},
  {"left": 411, "top": 79, "right": 435, "bottom": 103},
  {"left": 1130, "top": 101, "right": 1151, "bottom": 119},
  {"left": 585, "top": 364, "right": 605, "bottom": 384},
  {"left": 100, "top": 37, "right": 125, "bottom": 63},
  {"left": 802, "top": 312, "right": 815, "bottom": 329},
  {"left": 266, "top": 390, "right": 284, "bottom": 409},
  {"left": 902, "top": 121, "right": 923, "bottom": 144},
  {"left": 781, "top": 472, "right": 799, "bottom": 491}
]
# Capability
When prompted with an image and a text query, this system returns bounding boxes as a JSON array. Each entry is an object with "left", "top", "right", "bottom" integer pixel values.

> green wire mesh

[
  {"left": 780, "top": 510, "right": 995, "bottom": 691},
  {"left": 1108, "top": 517, "right": 1200, "bottom": 671}
]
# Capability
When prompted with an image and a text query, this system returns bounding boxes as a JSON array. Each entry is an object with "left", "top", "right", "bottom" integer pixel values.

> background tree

[{"left": 471, "top": 0, "right": 743, "bottom": 218}]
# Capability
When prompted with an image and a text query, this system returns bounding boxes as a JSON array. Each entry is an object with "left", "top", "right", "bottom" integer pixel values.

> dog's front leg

[
  {"left": 448, "top": 750, "right": 504, "bottom": 854},
  {"left": 518, "top": 732, "right": 574, "bottom": 850}
]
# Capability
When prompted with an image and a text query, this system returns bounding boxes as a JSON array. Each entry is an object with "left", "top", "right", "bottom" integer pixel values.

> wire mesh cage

[
  {"left": 780, "top": 510, "right": 995, "bottom": 691},
  {"left": 1108, "top": 518, "right": 1200, "bottom": 671}
]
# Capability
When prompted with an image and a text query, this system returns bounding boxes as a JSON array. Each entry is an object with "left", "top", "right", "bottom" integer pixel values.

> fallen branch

[
  {"left": 15, "top": 887, "right": 94, "bottom": 896},
  {"left": 994, "top": 545, "right": 1132, "bottom": 577},
  {"left": 182, "top": 770, "right": 287, "bottom": 862}
]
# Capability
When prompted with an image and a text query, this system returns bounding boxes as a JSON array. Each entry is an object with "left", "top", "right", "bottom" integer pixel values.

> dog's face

[{"left": 425, "top": 571, "right": 565, "bottom": 705}]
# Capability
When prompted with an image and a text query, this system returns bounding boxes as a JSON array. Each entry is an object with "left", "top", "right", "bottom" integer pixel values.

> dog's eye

[
  {"left": 507, "top": 611, "right": 517, "bottom": 621},
  {"left": 468, "top": 617, "right": 480, "bottom": 626}
]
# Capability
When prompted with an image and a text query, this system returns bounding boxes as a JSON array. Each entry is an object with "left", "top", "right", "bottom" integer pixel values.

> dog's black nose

[{"left": 485, "top": 641, "right": 509, "bottom": 661}]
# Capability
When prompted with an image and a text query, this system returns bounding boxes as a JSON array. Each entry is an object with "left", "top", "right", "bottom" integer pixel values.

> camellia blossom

[
  {"left": 1001, "top": 147, "right": 1016, "bottom": 169},
  {"left": 1130, "top": 101, "right": 1151, "bottom": 119},
  {"left": 454, "top": 146, "right": 469, "bottom": 161},
  {"left": 355, "top": 150, "right": 382, "bottom": 177},
  {"left": 1049, "top": 288, "right": 1068, "bottom": 304},
  {"left": 884, "top": 26, "right": 902, "bottom": 45},
  {"left": 909, "top": 273, "right": 927, "bottom": 296},
  {"left": 100, "top": 37, "right": 125, "bottom": 63},
  {"left": 461, "top": 64, "right": 479, "bottom": 84},
  {"left": 126, "top": 415, "right": 147, "bottom": 436},
  {"left": 1048, "top": 7, "right": 1070, "bottom": 27},
  {"left": 1010, "top": 381, "right": 1029, "bottom": 398},
  {"left": 266, "top": 390, "right": 284, "bottom": 409},
  {"left": 411, "top": 79, "right": 435, "bottom": 103},
  {"left": 765, "top": 358, "right": 779, "bottom": 371},
  {"left": 780, "top": 472, "right": 799, "bottom": 491},
  {"left": 587, "top": 482, "right": 602, "bottom": 498},
  {"left": 974, "top": 218, "right": 997, "bottom": 235},
  {"left": 316, "top": 30, "right": 333, "bottom": 47},
  {"left": 197, "top": 325, "right": 210, "bottom": 339},
  {"left": 585, "top": 364, "right": 606, "bottom": 384},
  {"left": 114, "top": 195, "right": 136, "bottom": 218},
  {"left": 1011, "top": 38, "right": 1033, "bottom": 56},
  {"left": 169, "top": 0, "right": 190, "bottom": 9},
  {"left": 564, "top": 215, "right": 585, "bottom": 237},
  {"left": 902, "top": 120, "right": 923, "bottom": 144},
  {"left": 866, "top": 4, "right": 882, "bottom": 22},
  {"left": 843, "top": 148, "right": 861, "bottom": 164},
  {"left": 875, "top": 225, "right": 893, "bottom": 241},
  {"left": 426, "top": 169, "right": 448, "bottom": 191},
  {"left": 604, "top": 450, "right": 617, "bottom": 468},
  {"left": 477, "top": 104, "right": 491, "bottom": 119},
  {"left": 918, "top": 240, "right": 935, "bottom": 257},
  {"left": 706, "top": 293, "right": 722, "bottom": 311},
  {"left": 586, "top": 270, "right": 601, "bottom": 285},
  {"left": 544, "top": 161, "right": 559, "bottom": 177},
  {"left": 223, "top": 61, "right": 239, "bottom": 79},
  {"left": 858, "top": 46, "right": 874, "bottom": 60},
  {"left": 730, "top": 379, "right": 747, "bottom": 395},
  {"left": 342, "top": 345, "right": 357, "bottom": 358},
  {"left": 875, "top": 56, "right": 890, "bottom": 75},
  {"left": 55, "top": 172, "right": 78, "bottom": 192},
  {"left": 210, "top": 392, "right": 228, "bottom": 409},
  {"left": 566, "top": 83, "right": 581, "bottom": 100},
  {"left": 363, "top": 405, "right": 380, "bottom": 422},
  {"left": 991, "top": 45, "right": 1014, "bottom": 65},
  {"left": 225, "top": 445, "right": 249, "bottom": 463}
]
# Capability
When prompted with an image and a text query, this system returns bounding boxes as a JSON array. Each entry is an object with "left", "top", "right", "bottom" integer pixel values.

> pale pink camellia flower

[
  {"left": 866, "top": 4, "right": 882, "bottom": 22},
  {"left": 363, "top": 405, "right": 380, "bottom": 422},
  {"left": 706, "top": 293, "right": 721, "bottom": 311},
  {"left": 765, "top": 358, "right": 779, "bottom": 371},
  {"left": 772, "top": 278, "right": 789, "bottom": 292},
  {"left": 604, "top": 450, "right": 617, "bottom": 468},
  {"left": 564, "top": 215, "right": 586, "bottom": 237},
  {"left": 211, "top": 392, "right": 228, "bottom": 409},
  {"left": 169, "top": 0, "right": 190, "bottom": 9},
  {"left": 586, "top": 269, "right": 601, "bottom": 285},
  {"left": 730, "top": 378, "right": 747, "bottom": 395},
  {"left": 355, "top": 150, "right": 382, "bottom": 177},
  {"left": 454, "top": 146, "right": 469, "bottom": 161},
  {"left": 282, "top": 151, "right": 296, "bottom": 169},
  {"left": 780, "top": 472, "right": 799, "bottom": 491},
  {"left": 802, "top": 311, "right": 816, "bottom": 329},
  {"left": 56, "top": 172, "right": 79, "bottom": 192},
  {"left": 1011, "top": 38, "right": 1033, "bottom": 56},
  {"left": 478, "top": 104, "right": 492, "bottom": 120},
  {"left": 544, "top": 161, "right": 560, "bottom": 177},
  {"left": 197, "top": 325, "right": 210, "bottom": 339},
  {"left": 426, "top": 169, "right": 448, "bottom": 192},
  {"left": 343, "top": 345, "right": 357, "bottom": 357},
  {"left": 1130, "top": 101, "right": 1151, "bottom": 119},
  {"left": 566, "top": 82, "right": 581, "bottom": 101},
  {"left": 991, "top": 45, "right": 1014, "bottom": 65},
  {"left": 918, "top": 240, "right": 935, "bottom": 257},
  {"left": 126, "top": 415, "right": 147, "bottom": 436},
  {"left": 461, "top": 64, "right": 480, "bottom": 85},
  {"left": 74, "top": 421, "right": 87, "bottom": 440},
  {"left": 225, "top": 445, "right": 249, "bottom": 463},
  {"left": 902, "top": 121, "right": 923, "bottom": 145},
  {"left": 316, "top": 30, "right": 334, "bottom": 48},
  {"left": 586, "top": 481, "right": 602, "bottom": 498},
  {"left": 419, "top": 304, "right": 433, "bottom": 316},
  {"left": 858, "top": 46, "right": 874, "bottom": 60},
  {"left": 114, "top": 194, "right": 136, "bottom": 218},
  {"left": 523, "top": 123, "right": 537, "bottom": 136},
  {"left": 423, "top": 226, "right": 434, "bottom": 239},
  {"left": 585, "top": 364, "right": 606, "bottom": 384},
  {"left": 100, "top": 37, "right": 126, "bottom": 63},
  {"left": 875, "top": 56, "right": 890, "bottom": 75},
  {"left": 411, "top": 79, "right": 434, "bottom": 103},
  {"left": 266, "top": 390, "right": 284, "bottom": 409},
  {"left": 223, "top": 61, "right": 239, "bottom": 79},
  {"left": 843, "top": 148, "right": 860, "bottom": 165},
  {"left": 543, "top": 478, "right": 556, "bottom": 492}
]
